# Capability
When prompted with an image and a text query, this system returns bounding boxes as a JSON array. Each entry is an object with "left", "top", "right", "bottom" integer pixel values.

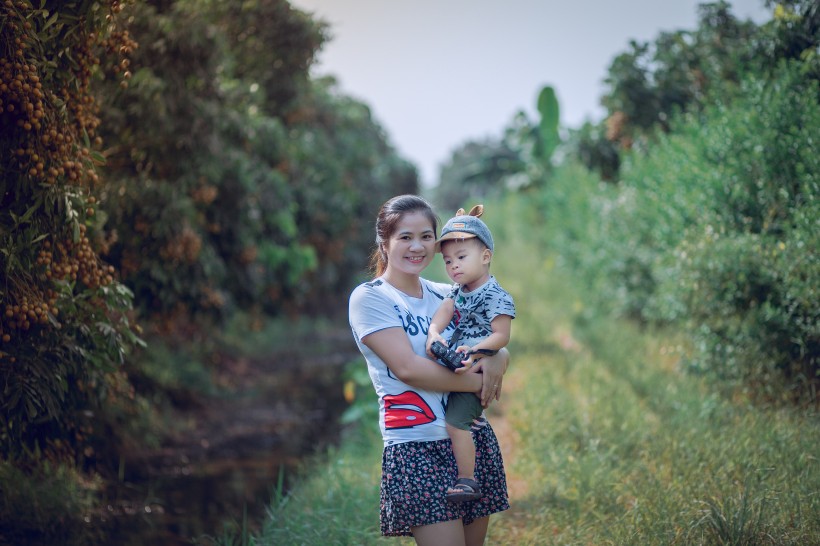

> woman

[{"left": 348, "top": 195, "right": 509, "bottom": 545}]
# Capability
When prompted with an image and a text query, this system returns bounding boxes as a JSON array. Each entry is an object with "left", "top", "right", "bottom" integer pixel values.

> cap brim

[{"left": 435, "top": 231, "right": 477, "bottom": 252}]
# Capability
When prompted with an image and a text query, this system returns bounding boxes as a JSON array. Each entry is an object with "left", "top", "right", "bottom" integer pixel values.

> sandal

[{"left": 445, "top": 477, "right": 482, "bottom": 503}]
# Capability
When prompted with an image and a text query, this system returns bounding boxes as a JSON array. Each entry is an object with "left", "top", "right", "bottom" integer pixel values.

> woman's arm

[{"left": 363, "top": 327, "right": 483, "bottom": 393}]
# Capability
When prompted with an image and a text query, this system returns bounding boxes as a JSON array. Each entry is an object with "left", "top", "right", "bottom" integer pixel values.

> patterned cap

[{"left": 435, "top": 213, "right": 494, "bottom": 252}]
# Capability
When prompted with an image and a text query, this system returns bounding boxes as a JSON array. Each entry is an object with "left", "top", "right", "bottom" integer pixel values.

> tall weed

[{"left": 245, "top": 427, "right": 392, "bottom": 545}]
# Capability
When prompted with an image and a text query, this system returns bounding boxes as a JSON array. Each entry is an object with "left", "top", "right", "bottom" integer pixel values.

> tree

[
  {"left": 434, "top": 84, "right": 563, "bottom": 205},
  {"left": 94, "top": 0, "right": 417, "bottom": 326},
  {"left": 434, "top": 137, "right": 524, "bottom": 212},
  {"left": 1, "top": 1, "right": 141, "bottom": 459}
]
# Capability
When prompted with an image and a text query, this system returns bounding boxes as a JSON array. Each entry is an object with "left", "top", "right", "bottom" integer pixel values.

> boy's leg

[
  {"left": 444, "top": 392, "right": 484, "bottom": 501},
  {"left": 447, "top": 423, "right": 476, "bottom": 484}
]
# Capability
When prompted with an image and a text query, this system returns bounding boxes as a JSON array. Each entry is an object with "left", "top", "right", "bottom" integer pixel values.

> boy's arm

[
  {"left": 456, "top": 314, "right": 512, "bottom": 368},
  {"left": 425, "top": 298, "right": 455, "bottom": 356}
]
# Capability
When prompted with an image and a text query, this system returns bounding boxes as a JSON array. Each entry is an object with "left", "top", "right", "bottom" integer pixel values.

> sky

[{"left": 288, "top": 0, "right": 771, "bottom": 186}]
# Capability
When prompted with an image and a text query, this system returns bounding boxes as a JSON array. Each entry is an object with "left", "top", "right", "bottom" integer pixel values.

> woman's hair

[{"left": 370, "top": 194, "right": 439, "bottom": 277}]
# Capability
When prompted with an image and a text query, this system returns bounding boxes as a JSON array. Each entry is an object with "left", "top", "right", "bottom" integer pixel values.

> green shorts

[{"left": 445, "top": 391, "right": 484, "bottom": 430}]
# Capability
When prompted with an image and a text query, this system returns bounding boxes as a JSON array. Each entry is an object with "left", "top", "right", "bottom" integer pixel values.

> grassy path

[
  {"left": 483, "top": 368, "right": 533, "bottom": 544},
  {"left": 479, "top": 203, "right": 820, "bottom": 544},
  {"left": 482, "top": 312, "right": 820, "bottom": 544}
]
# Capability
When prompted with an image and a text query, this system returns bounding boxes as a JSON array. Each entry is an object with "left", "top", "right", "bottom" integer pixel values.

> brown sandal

[{"left": 445, "top": 477, "right": 482, "bottom": 503}]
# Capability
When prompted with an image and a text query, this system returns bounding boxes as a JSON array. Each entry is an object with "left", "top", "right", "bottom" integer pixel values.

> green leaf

[
  {"left": 20, "top": 196, "right": 43, "bottom": 224},
  {"left": 42, "top": 11, "right": 58, "bottom": 30}
]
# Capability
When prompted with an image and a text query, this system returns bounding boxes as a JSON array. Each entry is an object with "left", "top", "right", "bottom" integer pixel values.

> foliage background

[{"left": 1, "top": 0, "right": 817, "bottom": 543}]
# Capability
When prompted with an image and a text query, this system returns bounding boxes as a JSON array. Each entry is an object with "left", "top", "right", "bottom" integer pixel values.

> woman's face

[{"left": 383, "top": 211, "right": 436, "bottom": 278}]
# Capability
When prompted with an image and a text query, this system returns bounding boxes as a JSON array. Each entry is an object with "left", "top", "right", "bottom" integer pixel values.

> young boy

[{"left": 425, "top": 205, "right": 516, "bottom": 503}]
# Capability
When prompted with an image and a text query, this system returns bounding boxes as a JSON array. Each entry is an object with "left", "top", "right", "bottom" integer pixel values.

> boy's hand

[
  {"left": 455, "top": 345, "right": 481, "bottom": 369},
  {"left": 425, "top": 331, "right": 447, "bottom": 358}
]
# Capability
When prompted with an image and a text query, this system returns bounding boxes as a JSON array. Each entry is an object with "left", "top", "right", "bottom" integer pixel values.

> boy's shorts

[{"left": 445, "top": 391, "right": 484, "bottom": 430}]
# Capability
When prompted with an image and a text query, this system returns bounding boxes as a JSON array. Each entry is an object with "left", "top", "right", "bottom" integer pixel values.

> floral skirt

[{"left": 380, "top": 422, "right": 509, "bottom": 536}]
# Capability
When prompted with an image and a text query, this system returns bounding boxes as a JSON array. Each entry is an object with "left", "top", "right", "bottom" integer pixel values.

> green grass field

[{"left": 241, "top": 198, "right": 819, "bottom": 546}]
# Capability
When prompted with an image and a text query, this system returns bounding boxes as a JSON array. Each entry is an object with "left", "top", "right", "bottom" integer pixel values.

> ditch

[{"left": 95, "top": 330, "right": 359, "bottom": 545}]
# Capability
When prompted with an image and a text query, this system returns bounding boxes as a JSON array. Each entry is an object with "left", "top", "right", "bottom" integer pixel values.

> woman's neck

[{"left": 383, "top": 270, "right": 422, "bottom": 298}]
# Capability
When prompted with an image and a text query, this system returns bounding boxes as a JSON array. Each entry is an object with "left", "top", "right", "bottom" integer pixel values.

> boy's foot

[{"left": 445, "top": 477, "right": 482, "bottom": 503}]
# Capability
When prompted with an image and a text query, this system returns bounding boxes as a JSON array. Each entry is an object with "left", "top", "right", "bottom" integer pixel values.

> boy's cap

[{"left": 436, "top": 214, "right": 494, "bottom": 252}]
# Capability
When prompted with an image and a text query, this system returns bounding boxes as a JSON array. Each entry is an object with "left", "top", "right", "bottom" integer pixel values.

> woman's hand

[{"left": 458, "top": 348, "right": 509, "bottom": 407}]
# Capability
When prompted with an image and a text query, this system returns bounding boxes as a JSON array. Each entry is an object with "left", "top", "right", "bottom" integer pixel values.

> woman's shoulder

[
  {"left": 350, "top": 277, "right": 388, "bottom": 301},
  {"left": 421, "top": 277, "right": 453, "bottom": 297},
  {"left": 349, "top": 279, "right": 394, "bottom": 327}
]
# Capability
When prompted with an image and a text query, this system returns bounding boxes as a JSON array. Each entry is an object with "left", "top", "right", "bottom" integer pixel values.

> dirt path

[{"left": 487, "top": 370, "right": 528, "bottom": 500}]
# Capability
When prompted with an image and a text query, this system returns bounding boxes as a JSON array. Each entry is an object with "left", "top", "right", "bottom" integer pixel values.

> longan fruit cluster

[
  {"left": 192, "top": 184, "right": 218, "bottom": 205},
  {"left": 43, "top": 225, "right": 116, "bottom": 289},
  {"left": 1, "top": 1, "right": 136, "bottom": 189},
  {"left": 1, "top": 1, "right": 137, "bottom": 364},
  {"left": 0, "top": 285, "right": 58, "bottom": 361},
  {"left": 200, "top": 286, "right": 226, "bottom": 309},
  {"left": 2, "top": 292, "right": 55, "bottom": 331},
  {"left": 0, "top": 224, "right": 117, "bottom": 359},
  {"left": 101, "top": 23, "right": 138, "bottom": 90},
  {"left": 160, "top": 227, "right": 203, "bottom": 265},
  {"left": 52, "top": 31, "right": 102, "bottom": 140},
  {"left": 1, "top": 9, "right": 91, "bottom": 187}
]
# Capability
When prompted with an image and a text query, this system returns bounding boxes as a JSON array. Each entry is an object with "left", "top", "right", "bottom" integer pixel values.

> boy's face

[{"left": 440, "top": 238, "right": 492, "bottom": 291}]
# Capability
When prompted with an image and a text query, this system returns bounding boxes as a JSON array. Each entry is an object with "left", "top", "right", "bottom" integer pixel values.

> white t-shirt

[{"left": 349, "top": 276, "right": 458, "bottom": 446}]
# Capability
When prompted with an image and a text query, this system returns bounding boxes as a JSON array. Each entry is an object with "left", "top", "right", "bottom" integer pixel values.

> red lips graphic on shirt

[{"left": 383, "top": 391, "right": 436, "bottom": 429}]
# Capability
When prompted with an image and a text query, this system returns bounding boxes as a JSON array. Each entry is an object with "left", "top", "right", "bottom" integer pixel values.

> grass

[
  {"left": 224, "top": 426, "right": 393, "bottom": 546},
  {"left": 240, "top": 196, "right": 820, "bottom": 545},
  {"left": 0, "top": 460, "right": 105, "bottom": 546},
  {"left": 490, "top": 312, "right": 819, "bottom": 545}
]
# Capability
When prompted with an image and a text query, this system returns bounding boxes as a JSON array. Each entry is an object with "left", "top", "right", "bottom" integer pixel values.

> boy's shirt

[{"left": 447, "top": 276, "right": 515, "bottom": 347}]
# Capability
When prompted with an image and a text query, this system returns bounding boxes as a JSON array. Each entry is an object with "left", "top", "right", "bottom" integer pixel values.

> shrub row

[{"left": 537, "top": 61, "right": 818, "bottom": 400}]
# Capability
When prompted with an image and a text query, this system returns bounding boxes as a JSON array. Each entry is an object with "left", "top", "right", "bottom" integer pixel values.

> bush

[
  {"left": 95, "top": 1, "right": 417, "bottom": 325},
  {"left": 675, "top": 230, "right": 818, "bottom": 396},
  {"left": 537, "top": 61, "right": 818, "bottom": 400},
  {"left": 654, "top": 62, "right": 819, "bottom": 398}
]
